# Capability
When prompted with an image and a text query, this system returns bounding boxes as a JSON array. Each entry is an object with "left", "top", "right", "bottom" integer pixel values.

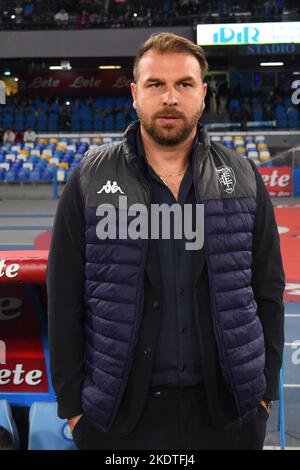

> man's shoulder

[
  {"left": 80, "top": 140, "right": 126, "bottom": 173},
  {"left": 210, "top": 140, "right": 254, "bottom": 172}
]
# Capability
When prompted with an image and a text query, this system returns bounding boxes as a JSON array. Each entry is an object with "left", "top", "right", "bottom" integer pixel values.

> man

[
  {"left": 23, "top": 128, "right": 36, "bottom": 144},
  {"left": 47, "top": 33, "right": 285, "bottom": 450},
  {"left": 3, "top": 128, "right": 16, "bottom": 144}
]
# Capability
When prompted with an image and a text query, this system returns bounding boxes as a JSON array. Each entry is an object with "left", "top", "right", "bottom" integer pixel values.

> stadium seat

[
  {"left": 247, "top": 150, "right": 259, "bottom": 159},
  {"left": 287, "top": 109, "right": 298, "bottom": 129},
  {"left": 17, "top": 168, "right": 30, "bottom": 181},
  {"left": 0, "top": 400, "right": 20, "bottom": 449},
  {"left": 37, "top": 114, "right": 47, "bottom": 132},
  {"left": 28, "top": 402, "right": 76, "bottom": 450},
  {"left": 25, "top": 113, "right": 36, "bottom": 130},
  {"left": 4, "top": 170, "right": 16, "bottom": 182},
  {"left": 48, "top": 113, "right": 58, "bottom": 132},
  {"left": 103, "top": 116, "right": 115, "bottom": 131},
  {"left": 14, "top": 113, "right": 25, "bottom": 132},
  {"left": 29, "top": 170, "right": 41, "bottom": 182}
]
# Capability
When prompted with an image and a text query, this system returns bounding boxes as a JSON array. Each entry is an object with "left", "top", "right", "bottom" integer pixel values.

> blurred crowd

[{"left": 0, "top": 0, "right": 299, "bottom": 30}]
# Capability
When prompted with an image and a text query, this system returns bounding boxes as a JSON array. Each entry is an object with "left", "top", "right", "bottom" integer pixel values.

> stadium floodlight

[
  {"left": 260, "top": 62, "right": 284, "bottom": 66},
  {"left": 4, "top": 70, "right": 11, "bottom": 76},
  {"left": 293, "top": 71, "right": 300, "bottom": 75},
  {"left": 49, "top": 60, "right": 71, "bottom": 71},
  {"left": 61, "top": 60, "right": 71, "bottom": 70},
  {"left": 98, "top": 65, "right": 122, "bottom": 70},
  {"left": 11, "top": 15, "right": 16, "bottom": 19}
]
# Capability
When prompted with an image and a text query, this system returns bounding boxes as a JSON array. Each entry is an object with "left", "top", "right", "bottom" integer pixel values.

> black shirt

[{"left": 135, "top": 130, "right": 203, "bottom": 387}]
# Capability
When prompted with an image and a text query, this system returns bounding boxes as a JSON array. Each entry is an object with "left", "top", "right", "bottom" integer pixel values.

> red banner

[
  {"left": 20, "top": 70, "right": 133, "bottom": 96},
  {"left": 0, "top": 284, "right": 48, "bottom": 393},
  {"left": 258, "top": 167, "right": 292, "bottom": 197}
]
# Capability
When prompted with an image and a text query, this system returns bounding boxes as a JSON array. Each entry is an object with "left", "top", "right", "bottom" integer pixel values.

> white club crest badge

[{"left": 216, "top": 165, "right": 236, "bottom": 194}]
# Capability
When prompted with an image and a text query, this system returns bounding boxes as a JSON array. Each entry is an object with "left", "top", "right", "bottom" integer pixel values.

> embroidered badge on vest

[{"left": 216, "top": 165, "right": 236, "bottom": 194}]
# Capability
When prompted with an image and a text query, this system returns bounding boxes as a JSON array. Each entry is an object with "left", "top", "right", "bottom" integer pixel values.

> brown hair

[{"left": 133, "top": 32, "right": 208, "bottom": 82}]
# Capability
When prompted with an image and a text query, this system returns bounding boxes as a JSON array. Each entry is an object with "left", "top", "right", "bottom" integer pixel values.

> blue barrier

[{"left": 294, "top": 168, "right": 300, "bottom": 196}]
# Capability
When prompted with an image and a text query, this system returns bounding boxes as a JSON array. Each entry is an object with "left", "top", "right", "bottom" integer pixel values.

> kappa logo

[
  {"left": 97, "top": 180, "right": 125, "bottom": 194},
  {"left": 216, "top": 165, "right": 236, "bottom": 194}
]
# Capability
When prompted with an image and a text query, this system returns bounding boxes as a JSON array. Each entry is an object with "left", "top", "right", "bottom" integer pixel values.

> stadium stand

[
  {"left": 0, "top": 134, "right": 273, "bottom": 183},
  {"left": 0, "top": 96, "right": 138, "bottom": 133},
  {"left": 0, "top": 89, "right": 299, "bottom": 134},
  {"left": 0, "top": 0, "right": 299, "bottom": 30}
]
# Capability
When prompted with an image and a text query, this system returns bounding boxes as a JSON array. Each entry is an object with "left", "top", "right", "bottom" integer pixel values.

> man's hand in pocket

[{"left": 68, "top": 414, "right": 83, "bottom": 433}]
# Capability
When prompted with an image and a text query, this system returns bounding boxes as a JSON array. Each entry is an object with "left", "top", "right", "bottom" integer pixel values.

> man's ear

[{"left": 131, "top": 82, "right": 137, "bottom": 109}]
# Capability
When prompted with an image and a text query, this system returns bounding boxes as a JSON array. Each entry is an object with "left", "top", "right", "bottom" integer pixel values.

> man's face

[{"left": 131, "top": 51, "right": 207, "bottom": 146}]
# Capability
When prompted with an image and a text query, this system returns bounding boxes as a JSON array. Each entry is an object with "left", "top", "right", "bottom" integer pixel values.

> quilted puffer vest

[{"left": 79, "top": 120, "right": 266, "bottom": 432}]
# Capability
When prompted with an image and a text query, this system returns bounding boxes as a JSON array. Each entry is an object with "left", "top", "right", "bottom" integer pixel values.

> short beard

[{"left": 136, "top": 107, "right": 204, "bottom": 146}]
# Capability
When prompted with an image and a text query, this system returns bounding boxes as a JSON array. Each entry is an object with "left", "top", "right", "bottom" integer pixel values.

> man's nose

[{"left": 162, "top": 87, "right": 178, "bottom": 106}]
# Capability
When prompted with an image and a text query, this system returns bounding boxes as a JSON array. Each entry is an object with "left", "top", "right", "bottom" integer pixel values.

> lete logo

[
  {"left": 0, "top": 260, "right": 19, "bottom": 279},
  {"left": 285, "top": 283, "right": 300, "bottom": 296}
]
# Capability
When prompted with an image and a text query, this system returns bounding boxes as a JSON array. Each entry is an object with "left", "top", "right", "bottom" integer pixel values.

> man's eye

[
  {"left": 150, "top": 83, "right": 161, "bottom": 88},
  {"left": 180, "top": 82, "right": 192, "bottom": 87}
]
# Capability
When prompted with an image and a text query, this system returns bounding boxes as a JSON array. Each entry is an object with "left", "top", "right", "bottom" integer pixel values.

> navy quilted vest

[{"left": 79, "top": 121, "right": 266, "bottom": 431}]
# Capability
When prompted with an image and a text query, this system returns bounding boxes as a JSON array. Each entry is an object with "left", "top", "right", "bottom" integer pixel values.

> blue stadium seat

[
  {"left": 14, "top": 113, "right": 25, "bottom": 132},
  {"left": 103, "top": 116, "right": 115, "bottom": 131},
  {"left": 29, "top": 170, "right": 41, "bottom": 182},
  {"left": 116, "top": 97, "right": 126, "bottom": 107},
  {"left": 131, "top": 110, "right": 138, "bottom": 121},
  {"left": 82, "top": 118, "right": 92, "bottom": 131},
  {"left": 4, "top": 170, "right": 16, "bottom": 182},
  {"left": 93, "top": 115, "right": 103, "bottom": 131},
  {"left": 25, "top": 113, "right": 36, "bottom": 130},
  {"left": 71, "top": 115, "right": 81, "bottom": 132},
  {"left": 105, "top": 97, "right": 115, "bottom": 109},
  {"left": 229, "top": 99, "right": 241, "bottom": 112},
  {"left": 3, "top": 113, "right": 13, "bottom": 128},
  {"left": 50, "top": 102, "right": 60, "bottom": 113},
  {"left": 78, "top": 142, "right": 89, "bottom": 153},
  {"left": 39, "top": 102, "right": 49, "bottom": 112},
  {"left": 37, "top": 115, "right": 47, "bottom": 131},
  {"left": 53, "top": 150, "right": 63, "bottom": 158},
  {"left": 287, "top": 109, "right": 298, "bottom": 128},
  {"left": 0, "top": 400, "right": 20, "bottom": 449},
  {"left": 48, "top": 120, "right": 58, "bottom": 132},
  {"left": 277, "top": 118, "right": 287, "bottom": 128},
  {"left": 253, "top": 109, "right": 263, "bottom": 121},
  {"left": 116, "top": 116, "right": 126, "bottom": 131},
  {"left": 28, "top": 402, "right": 76, "bottom": 450},
  {"left": 275, "top": 104, "right": 286, "bottom": 118},
  {"left": 41, "top": 169, "right": 55, "bottom": 181},
  {"left": 17, "top": 169, "right": 30, "bottom": 181}
]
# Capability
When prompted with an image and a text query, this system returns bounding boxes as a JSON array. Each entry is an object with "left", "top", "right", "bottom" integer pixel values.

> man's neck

[{"left": 140, "top": 125, "right": 196, "bottom": 172}]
